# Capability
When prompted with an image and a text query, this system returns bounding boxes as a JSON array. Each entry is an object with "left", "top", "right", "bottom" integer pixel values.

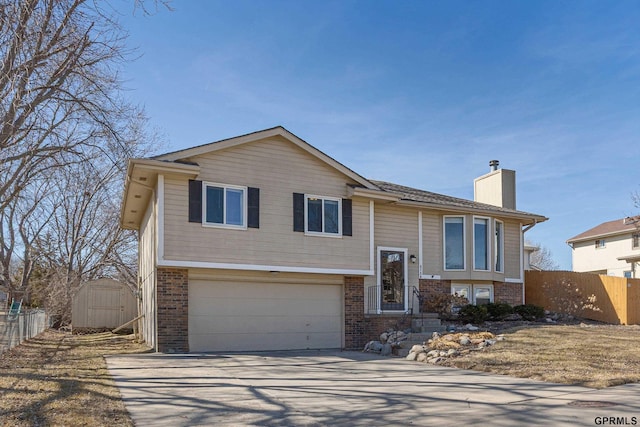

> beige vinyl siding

[
  {"left": 504, "top": 220, "right": 522, "bottom": 279},
  {"left": 162, "top": 136, "right": 370, "bottom": 270},
  {"left": 421, "top": 211, "right": 442, "bottom": 276},
  {"left": 139, "top": 197, "right": 156, "bottom": 349},
  {"left": 421, "top": 213, "right": 519, "bottom": 282},
  {"left": 364, "top": 204, "right": 420, "bottom": 312}
]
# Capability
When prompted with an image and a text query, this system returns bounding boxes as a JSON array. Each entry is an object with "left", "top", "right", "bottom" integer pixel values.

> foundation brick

[{"left": 157, "top": 268, "right": 189, "bottom": 353}]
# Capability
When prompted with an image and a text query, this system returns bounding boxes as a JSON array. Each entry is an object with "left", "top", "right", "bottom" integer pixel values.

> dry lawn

[
  {"left": 0, "top": 329, "right": 148, "bottom": 426},
  {"left": 440, "top": 323, "right": 640, "bottom": 388},
  {"left": 0, "top": 324, "right": 639, "bottom": 425}
]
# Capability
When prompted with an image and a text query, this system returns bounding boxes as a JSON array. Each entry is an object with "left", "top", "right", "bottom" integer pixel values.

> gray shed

[{"left": 72, "top": 278, "right": 137, "bottom": 330}]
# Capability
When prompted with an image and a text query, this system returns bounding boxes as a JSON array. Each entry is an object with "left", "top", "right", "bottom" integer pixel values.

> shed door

[
  {"left": 189, "top": 280, "right": 343, "bottom": 352},
  {"left": 88, "top": 285, "right": 123, "bottom": 328}
]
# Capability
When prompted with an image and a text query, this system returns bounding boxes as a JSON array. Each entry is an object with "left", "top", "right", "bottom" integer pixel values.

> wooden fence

[{"left": 525, "top": 270, "right": 640, "bottom": 325}]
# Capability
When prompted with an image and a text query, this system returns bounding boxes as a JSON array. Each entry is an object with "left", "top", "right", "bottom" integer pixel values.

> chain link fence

[{"left": 0, "top": 309, "right": 49, "bottom": 355}]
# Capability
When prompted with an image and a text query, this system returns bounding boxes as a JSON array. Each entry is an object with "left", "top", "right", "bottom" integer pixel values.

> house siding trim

[
  {"left": 157, "top": 258, "right": 374, "bottom": 276},
  {"left": 157, "top": 175, "right": 165, "bottom": 264}
]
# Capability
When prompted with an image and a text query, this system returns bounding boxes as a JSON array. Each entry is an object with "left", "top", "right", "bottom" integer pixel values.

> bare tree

[
  {"left": 0, "top": 0, "right": 159, "bottom": 318},
  {"left": 526, "top": 240, "right": 560, "bottom": 271}
]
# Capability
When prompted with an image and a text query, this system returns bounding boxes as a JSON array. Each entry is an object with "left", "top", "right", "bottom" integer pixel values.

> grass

[
  {"left": 0, "top": 329, "right": 147, "bottom": 426},
  {"left": 439, "top": 323, "right": 640, "bottom": 388},
  {"left": 0, "top": 324, "right": 639, "bottom": 425}
]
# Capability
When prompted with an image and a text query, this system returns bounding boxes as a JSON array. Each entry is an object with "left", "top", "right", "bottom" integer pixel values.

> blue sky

[{"left": 117, "top": 0, "right": 640, "bottom": 270}]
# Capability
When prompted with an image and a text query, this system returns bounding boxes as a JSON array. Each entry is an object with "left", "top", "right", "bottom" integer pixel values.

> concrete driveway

[{"left": 107, "top": 350, "right": 640, "bottom": 426}]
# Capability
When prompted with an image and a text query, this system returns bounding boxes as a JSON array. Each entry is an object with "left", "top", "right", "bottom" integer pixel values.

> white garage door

[{"left": 189, "top": 280, "right": 343, "bottom": 352}]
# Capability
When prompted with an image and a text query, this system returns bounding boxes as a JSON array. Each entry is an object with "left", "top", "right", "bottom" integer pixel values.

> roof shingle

[{"left": 567, "top": 217, "right": 640, "bottom": 243}]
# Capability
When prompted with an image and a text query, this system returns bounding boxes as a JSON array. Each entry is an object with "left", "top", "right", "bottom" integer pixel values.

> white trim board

[{"left": 157, "top": 258, "right": 374, "bottom": 276}]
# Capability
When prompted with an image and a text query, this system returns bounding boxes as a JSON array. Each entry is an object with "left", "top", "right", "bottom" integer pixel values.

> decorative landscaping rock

[
  {"left": 363, "top": 340, "right": 384, "bottom": 353},
  {"left": 381, "top": 343, "right": 392, "bottom": 356},
  {"left": 459, "top": 335, "right": 471, "bottom": 346},
  {"left": 410, "top": 344, "right": 426, "bottom": 354},
  {"left": 405, "top": 330, "right": 502, "bottom": 365},
  {"left": 416, "top": 352, "right": 428, "bottom": 362}
]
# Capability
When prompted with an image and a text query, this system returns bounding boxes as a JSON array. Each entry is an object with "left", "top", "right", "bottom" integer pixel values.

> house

[
  {"left": 120, "top": 127, "right": 547, "bottom": 353},
  {"left": 567, "top": 217, "right": 640, "bottom": 278},
  {"left": 524, "top": 244, "right": 540, "bottom": 271}
]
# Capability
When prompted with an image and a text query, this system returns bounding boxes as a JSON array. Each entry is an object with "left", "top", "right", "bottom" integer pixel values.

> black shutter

[
  {"left": 188, "top": 180, "right": 202, "bottom": 223},
  {"left": 342, "top": 198, "right": 352, "bottom": 236},
  {"left": 248, "top": 187, "right": 260, "bottom": 228},
  {"left": 293, "top": 192, "right": 305, "bottom": 232}
]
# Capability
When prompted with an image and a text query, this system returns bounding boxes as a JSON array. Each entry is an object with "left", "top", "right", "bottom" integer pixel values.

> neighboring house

[
  {"left": 524, "top": 244, "right": 540, "bottom": 271},
  {"left": 567, "top": 217, "right": 640, "bottom": 278},
  {"left": 120, "top": 127, "right": 547, "bottom": 353}
]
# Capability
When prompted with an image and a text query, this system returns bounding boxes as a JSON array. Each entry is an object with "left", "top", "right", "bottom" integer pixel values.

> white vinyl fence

[{"left": 0, "top": 309, "right": 49, "bottom": 354}]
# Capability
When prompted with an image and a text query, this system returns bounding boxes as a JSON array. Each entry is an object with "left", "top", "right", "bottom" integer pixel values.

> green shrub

[
  {"left": 514, "top": 304, "right": 545, "bottom": 321},
  {"left": 458, "top": 304, "right": 488, "bottom": 324},
  {"left": 486, "top": 302, "right": 513, "bottom": 320}
]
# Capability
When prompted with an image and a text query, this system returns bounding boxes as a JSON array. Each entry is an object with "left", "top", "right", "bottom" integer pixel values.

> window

[
  {"left": 305, "top": 195, "right": 341, "bottom": 236},
  {"left": 474, "top": 217, "right": 490, "bottom": 271},
  {"left": 188, "top": 180, "right": 259, "bottom": 228},
  {"left": 474, "top": 285, "right": 493, "bottom": 305},
  {"left": 293, "top": 193, "right": 351, "bottom": 236},
  {"left": 595, "top": 239, "right": 606, "bottom": 249},
  {"left": 495, "top": 220, "right": 504, "bottom": 272},
  {"left": 451, "top": 284, "right": 493, "bottom": 306},
  {"left": 203, "top": 183, "right": 247, "bottom": 228},
  {"left": 451, "top": 284, "right": 470, "bottom": 314},
  {"left": 633, "top": 233, "right": 640, "bottom": 249},
  {"left": 444, "top": 216, "right": 465, "bottom": 270}
]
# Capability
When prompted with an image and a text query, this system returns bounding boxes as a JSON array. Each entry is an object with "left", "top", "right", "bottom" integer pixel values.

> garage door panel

[
  {"left": 190, "top": 314, "right": 341, "bottom": 335},
  {"left": 189, "top": 280, "right": 343, "bottom": 352},
  {"left": 190, "top": 297, "right": 341, "bottom": 317},
  {"left": 189, "top": 331, "right": 341, "bottom": 352}
]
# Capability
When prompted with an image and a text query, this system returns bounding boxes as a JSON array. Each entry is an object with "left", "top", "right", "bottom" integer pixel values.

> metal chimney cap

[{"left": 489, "top": 160, "right": 500, "bottom": 171}]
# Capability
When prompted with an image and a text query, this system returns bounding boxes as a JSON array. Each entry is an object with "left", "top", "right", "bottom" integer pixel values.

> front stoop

[{"left": 394, "top": 316, "right": 447, "bottom": 357}]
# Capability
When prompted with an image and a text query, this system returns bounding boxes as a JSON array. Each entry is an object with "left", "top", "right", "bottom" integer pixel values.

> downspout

[{"left": 521, "top": 220, "right": 539, "bottom": 304}]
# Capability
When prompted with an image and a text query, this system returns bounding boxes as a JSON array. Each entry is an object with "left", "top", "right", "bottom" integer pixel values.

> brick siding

[
  {"left": 156, "top": 268, "right": 189, "bottom": 353},
  {"left": 344, "top": 276, "right": 366, "bottom": 350},
  {"left": 494, "top": 281, "right": 523, "bottom": 305},
  {"left": 419, "top": 278, "right": 451, "bottom": 296}
]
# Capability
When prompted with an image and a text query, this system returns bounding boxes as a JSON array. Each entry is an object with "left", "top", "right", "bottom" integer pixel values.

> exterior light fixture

[{"left": 410, "top": 255, "right": 417, "bottom": 264}]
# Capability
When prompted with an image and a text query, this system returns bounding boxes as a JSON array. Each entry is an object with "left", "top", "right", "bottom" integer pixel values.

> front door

[{"left": 379, "top": 248, "right": 407, "bottom": 311}]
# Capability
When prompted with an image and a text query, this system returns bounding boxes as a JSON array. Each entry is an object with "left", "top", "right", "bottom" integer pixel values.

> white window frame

[
  {"left": 377, "top": 247, "right": 409, "bottom": 313},
  {"left": 304, "top": 194, "right": 342, "bottom": 237},
  {"left": 451, "top": 283, "right": 494, "bottom": 305},
  {"left": 495, "top": 220, "right": 504, "bottom": 273},
  {"left": 443, "top": 215, "right": 466, "bottom": 271},
  {"left": 473, "top": 284, "right": 494, "bottom": 305},
  {"left": 473, "top": 216, "right": 491, "bottom": 272},
  {"left": 202, "top": 182, "right": 248, "bottom": 230}
]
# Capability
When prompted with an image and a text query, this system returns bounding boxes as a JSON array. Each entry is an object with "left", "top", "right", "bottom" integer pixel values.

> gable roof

[
  {"left": 153, "top": 126, "right": 377, "bottom": 190},
  {"left": 567, "top": 217, "right": 640, "bottom": 244},
  {"left": 121, "top": 126, "right": 549, "bottom": 229},
  {"left": 369, "top": 180, "right": 547, "bottom": 223}
]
